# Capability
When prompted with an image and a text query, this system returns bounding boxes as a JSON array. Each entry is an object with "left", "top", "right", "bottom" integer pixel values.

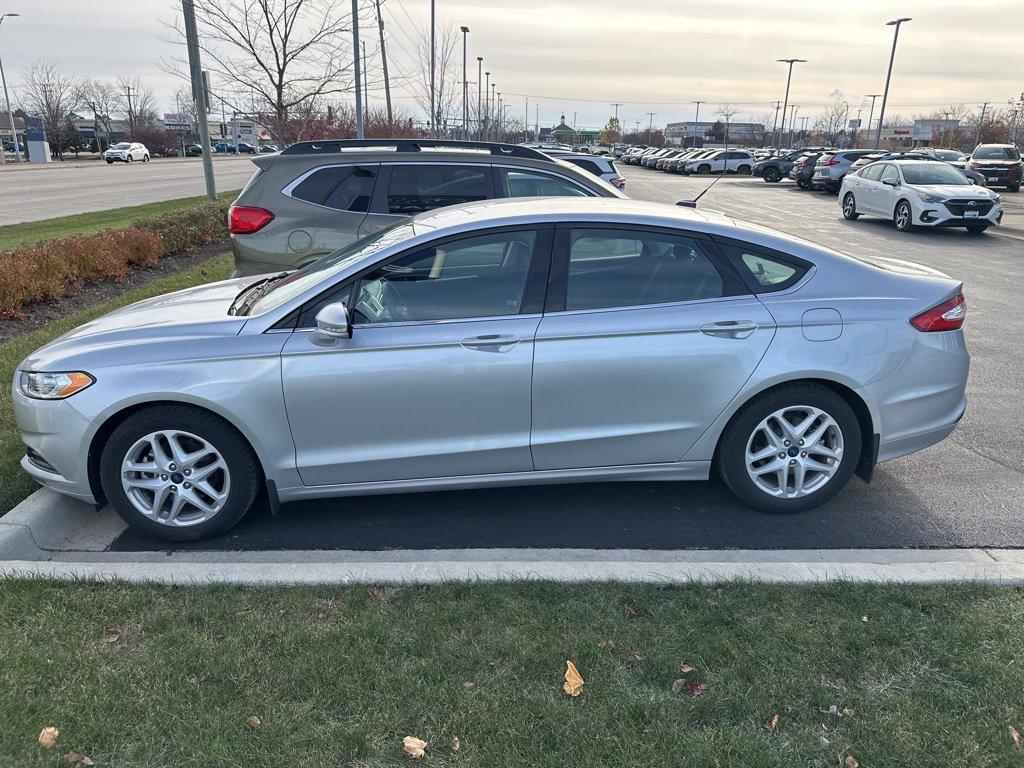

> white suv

[
  {"left": 103, "top": 142, "right": 150, "bottom": 164},
  {"left": 682, "top": 149, "right": 755, "bottom": 175}
]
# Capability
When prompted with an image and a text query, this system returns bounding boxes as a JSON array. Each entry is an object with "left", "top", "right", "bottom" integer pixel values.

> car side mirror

[
  {"left": 883, "top": 178, "right": 899, "bottom": 187},
  {"left": 315, "top": 302, "right": 352, "bottom": 339}
]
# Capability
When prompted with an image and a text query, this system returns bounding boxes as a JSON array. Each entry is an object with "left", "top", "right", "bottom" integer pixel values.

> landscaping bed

[{"left": 1, "top": 580, "right": 1022, "bottom": 767}]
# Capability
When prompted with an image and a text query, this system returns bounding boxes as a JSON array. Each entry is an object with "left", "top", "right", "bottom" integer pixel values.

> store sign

[{"left": 163, "top": 113, "right": 192, "bottom": 134}]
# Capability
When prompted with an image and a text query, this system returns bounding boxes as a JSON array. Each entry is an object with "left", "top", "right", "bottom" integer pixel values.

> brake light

[
  {"left": 826, "top": 156, "right": 840, "bottom": 166},
  {"left": 910, "top": 292, "right": 966, "bottom": 332},
  {"left": 228, "top": 205, "right": 275, "bottom": 234}
]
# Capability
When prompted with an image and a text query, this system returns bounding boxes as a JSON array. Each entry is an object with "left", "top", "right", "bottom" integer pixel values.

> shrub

[{"left": 0, "top": 200, "right": 230, "bottom": 319}]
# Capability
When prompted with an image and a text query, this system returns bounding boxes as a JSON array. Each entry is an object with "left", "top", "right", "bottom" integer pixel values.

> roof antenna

[{"left": 676, "top": 171, "right": 726, "bottom": 208}]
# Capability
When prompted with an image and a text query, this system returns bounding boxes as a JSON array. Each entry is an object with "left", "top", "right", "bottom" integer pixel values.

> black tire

[
  {"left": 1009, "top": 184, "right": 1020, "bottom": 193},
  {"left": 893, "top": 199, "right": 914, "bottom": 232},
  {"left": 142, "top": 154, "right": 150, "bottom": 163},
  {"left": 796, "top": 178, "right": 809, "bottom": 189},
  {"left": 105, "top": 159, "right": 113, "bottom": 164},
  {"left": 126, "top": 154, "right": 133, "bottom": 163},
  {"left": 99, "top": 404, "right": 261, "bottom": 541},
  {"left": 717, "top": 383, "right": 862, "bottom": 514},
  {"left": 763, "top": 167, "right": 781, "bottom": 183},
  {"left": 698, "top": 164, "right": 712, "bottom": 174},
  {"left": 737, "top": 164, "right": 751, "bottom": 175},
  {"left": 842, "top": 192, "right": 860, "bottom": 220},
  {"left": 966, "top": 224, "right": 988, "bottom": 234}
]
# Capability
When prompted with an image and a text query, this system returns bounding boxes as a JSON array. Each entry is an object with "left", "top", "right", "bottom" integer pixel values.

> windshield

[
  {"left": 247, "top": 221, "right": 418, "bottom": 316},
  {"left": 112, "top": 143, "right": 132, "bottom": 149},
  {"left": 972, "top": 146, "right": 1020, "bottom": 160},
  {"left": 900, "top": 162, "right": 969, "bottom": 185},
  {"left": 931, "top": 150, "right": 964, "bottom": 161}
]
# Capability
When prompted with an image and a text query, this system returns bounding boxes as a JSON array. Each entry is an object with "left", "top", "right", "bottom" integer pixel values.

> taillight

[
  {"left": 228, "top": 205, "right": 275, "bottom": 234},
  {"left": 826, "top": 156, "right": 840, "bottom": 166},
  {"left": 910, "top": 292, "right": 966, "bottom": 332}
]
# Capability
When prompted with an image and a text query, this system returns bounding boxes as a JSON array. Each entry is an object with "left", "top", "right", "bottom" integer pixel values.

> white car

[
  {"left": 540, "top": 151, "right": 626, "bottom": 189},
  {"left": 840, "top": 159, "right": 1003, "bottom": 234},
  {"left": 683, "top": 149, "right": 756, "bottom": 175},
  {"left": 103, "top": 142, "right": 150, "bottom": 164}
]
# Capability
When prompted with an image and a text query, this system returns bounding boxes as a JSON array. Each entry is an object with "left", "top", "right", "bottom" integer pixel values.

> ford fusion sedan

[
  {"left": 840, "top": 159, "right": 1002, "bottom": 233},
  {"left": 14, "top": 198, "right": 969, "bottom": 541}
]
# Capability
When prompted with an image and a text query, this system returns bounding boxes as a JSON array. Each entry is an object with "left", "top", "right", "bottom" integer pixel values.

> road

[
  {"left": 108, "top": 165, "right": 1024, "bottom": 553},
  {"left": 0, "top": 156, "right": 256, "bottom": 225}
]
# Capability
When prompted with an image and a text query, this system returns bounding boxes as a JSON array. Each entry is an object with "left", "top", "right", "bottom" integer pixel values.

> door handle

[
  {"left": 460, "top": 333, "right": 520, "bottom": 352},
  {"left": 699, "top": 321, "right": 758, "bottom": 339}
]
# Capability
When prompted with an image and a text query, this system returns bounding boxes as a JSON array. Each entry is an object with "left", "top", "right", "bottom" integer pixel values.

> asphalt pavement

[
  {"left": 0, "top": 156, "right": 256, "bottom": 225},
  {"left": 105, "top": 166, "right": 1024, "bottom": 553}
]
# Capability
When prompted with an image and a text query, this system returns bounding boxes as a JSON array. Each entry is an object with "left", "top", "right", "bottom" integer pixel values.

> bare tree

[
  {"left": 79, "top": 79, "right": 121, "bottom": 150},
  {"left": 406, "top": 21, "right": 460, "bottom": 135},
  {"left": 715, "top": 103, "right": 739, "bottom": 146},
  {"left": 163, "top": 0, "right": 355, "bottom": 144},
  {"left": 814, "top": 102, "right": 849, "bottom": 145},
  {"left": 19, "top": 61, "right": 79, "bottom": 160},
  {"left": 117, "top": 77, "right": 159, "bottom": 136}
]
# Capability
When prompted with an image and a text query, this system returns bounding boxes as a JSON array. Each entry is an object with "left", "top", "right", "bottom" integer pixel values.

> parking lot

[{"left": 70, "top": 165, "right": 1017, "bottom": 554}]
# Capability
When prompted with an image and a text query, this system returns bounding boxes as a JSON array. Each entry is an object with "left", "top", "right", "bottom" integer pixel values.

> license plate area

[{"left": 964, "top": 210, "right": 980, "bottom": 218}]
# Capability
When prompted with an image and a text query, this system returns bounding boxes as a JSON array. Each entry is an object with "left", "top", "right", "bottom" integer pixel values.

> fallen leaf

[
  {"left": 451, "top": 737, "right": 461, "bottom": 751},
  {"left": 403, "top": 736, "right": 427, "bottom": 758},
  {"left": 671, "top": 678, "right": 687, "bottom": 693},
  {"left": 102, "top": 633, "right": 119, "bottom": 644},
  {"left": 821, "top": 705, "right": 840, "bottom": 716},
  {"left": 38, "top": 728, "right": 59, "bottom": 748},
  {"left": 563, "top": 660, "right": 584, "bottom": 697},
  {"left": 680, "top": 663, "right": 695, "bottom": 674},
  {"left": 246, "top": 716, "right": 261, "bottom": 727},
  {"left": 845, "top": 756, "right": 860, "bottom": 768},
  {"left": 262, "top": 632, "right": 279, "bottom": 645},
  {"left": 842, "top": 707, "right": 855, "bottom": 717},
  {"left": 367, "top": 587, "right": 381, "bottom": 600},
  {"left": 623, "top": 605, "right": 637, "bottom": 618},
  {"left": 63, "top": 753, "right": 94, "bottom": 767},
  {"left": 598, "top": 639, "right": 615, "bottom": 649},
  {"left": 820, "top": 735, "right": 830, "bottom": 747},
  {"left": 1011, "top": 725, "right": 1022, "bottom": 748},
  {"left": 568, "top": 649, "right": 580, "bottom": 662},
  {"left": 861, "top": 615, "right": 869, "bottom": 622},
  {"left": 633, "top": 649, "right": 646, "bottom": 662},
  {"left": 690, "top": 682, "right": 708, "bottom": 696},
  {"left": 347, "top": 634, "right": 358, "bottom": 643},
  {"left": 764, "top": 714, "right": 779, "bottom": 732},
  {"left": 463, "top": 681, "right": 474, "bottom": 688}
]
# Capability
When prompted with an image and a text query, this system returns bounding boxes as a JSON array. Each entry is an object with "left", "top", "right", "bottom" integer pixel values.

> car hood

[
  {"left": 909, "top": 184, "right": 994, "bottom": 199},
  {"left": 969, "top": 158, "right": 1019, "bottom": 165},
  {"left": 20, "top": 276, "right": 259, "bottom": 371}
]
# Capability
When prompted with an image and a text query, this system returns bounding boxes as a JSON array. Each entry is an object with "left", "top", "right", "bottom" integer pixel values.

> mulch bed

[{"left": 0, "top": 242, "right": 229, "bottom": 343}]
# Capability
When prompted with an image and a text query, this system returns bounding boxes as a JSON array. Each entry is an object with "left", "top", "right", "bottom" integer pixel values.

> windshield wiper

[{"left": 229, "top": 272, "right": 289, "bottom": 316}]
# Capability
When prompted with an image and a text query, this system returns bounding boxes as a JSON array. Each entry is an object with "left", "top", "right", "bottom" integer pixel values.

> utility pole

[
  {"left": 429, "top": 0, "right": 436, "bottom": 138},
  {"left": 610, "top": 102, "right": 622, "bottom": 122},
  {"left": 524, "top": 97, "right": 528, "bottom": 142},
  {"left": 770, "top": 100, "right": 780, "bottom": 148},
  {"left": 0, "top": 12, "right": 21, "bottom": 163},
  {"left": 476, "top": 58, "right": 482, "bottom": 139},
  {"left": 484, "top": 71, "right": 490, "bottom": 139},
  {"left": 124, "top": 83, "right": 135, "bottom": 138},
  {"left": 864, "top": 94, "right": 881, "bottom": 147},
  {"left": 788, "top": 104, "right": 799, "bottom": 147},
  {"left": 777, "top": 57, "right": 806, "bottom": 150},
  {"left": 361, "top": 40, "right": 369, "bottom": 120},
  {"left": 975, "top": 101, "right": 989, "bottom": 146},
  {"left": 374, "top": 0, "right": 392, "bottom": 124},
  {"left": 646, "top": 111, "right": 656, "bottom": 145},
  {"left": 460, "top": 26, "right": 469, "bottom": 140},
  {"left": 534, "top": 103, "right": 539, "bottom": 141},
  {"left": 875, "top": 17, "right": 911, "bottom": 149},
  {"left": 690, "top": 100, "right": 704, "bottom": 148},
  {"left": 181, "top": 0, "right": 215, "bottom": 199},
  {"left": 351, "top": 0, "right": 363, "bottom": 138}
]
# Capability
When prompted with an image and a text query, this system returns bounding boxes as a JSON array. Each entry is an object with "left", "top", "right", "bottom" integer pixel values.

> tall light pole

[
  {"left": 770, "top": 100, "right": 781, "bottom": 148},
  {"left": 476, "top": 57, "right": 482, "bottom": 139},
  {"left": 863, "top": 93, "right": 881, "bottom": 146},
  {"left": 0, "top": 12, "right": 21, "bottom": 163},
  {"left": 646, "top": 112, "right": 657, "bottom": 145},
  {"left": 351, "top": 0, "right": 363, "bottom": 138},
  {"left": 874, "top": 17, "right": 911, "bottom": 149},
  {"left": 490, "top": 82, "right": 496, "bottom": 138},
  {"left": 776, "top": 57, "right": 806, "bottom": 150},
  {"left": 690, "top": 100, "right": 704, "bottom": 148},
  {"left": 484, "top": 71, "right": 490, "bottom": 139},
  {"left": 429, "top": 0, "right": 436, "bottom": 138},
  {"left": 788, "top": 104, "right": 799, "bottom": 147},
  {"left": 460, "top": 26, "right": 469, "bottom": 140}
]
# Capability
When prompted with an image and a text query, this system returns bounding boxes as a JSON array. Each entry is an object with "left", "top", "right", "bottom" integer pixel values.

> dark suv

[
  {"left": 967, "top": 144, "right": 1022, "bottom": 192},
  {"left": 753, "top": 147, "right": 832, "bottom": 183},
  {"left": 228, "top": 139, "right": 626, "bottom": 276}
]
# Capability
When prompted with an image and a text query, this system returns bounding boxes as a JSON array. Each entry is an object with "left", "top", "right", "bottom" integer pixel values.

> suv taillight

[
  {"left": 910, "top": 293, "right": 966, "bottom": 332},
  {"left": 826, "top": 156, "right": 840, "bottom": 165},
  {"left": 228, "top": 205, "right": 275, "bottom": 234}
]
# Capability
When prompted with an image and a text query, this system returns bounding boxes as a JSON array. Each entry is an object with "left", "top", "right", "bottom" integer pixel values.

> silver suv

[{"left": 228, "top": 139, "right": 625, "bottom": 276}]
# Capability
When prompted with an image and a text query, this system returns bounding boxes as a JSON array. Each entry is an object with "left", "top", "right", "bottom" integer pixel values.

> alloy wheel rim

[
  {"left": 844, "top": 195, "right": 855, "bottom": 216},
  {"left": 745, "top": 405, "right": 844, "bottom": 499},
  {"left": 121, "top": 430, "right": 231, "bottom": 526},
  {"left": 896, "top": 204, "right": 909, "bottom": 228}
]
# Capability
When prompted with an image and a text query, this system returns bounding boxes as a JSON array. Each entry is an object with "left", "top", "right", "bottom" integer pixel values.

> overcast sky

[{"left": 2, "top": 0, "right": 1021, "bottom": 130}]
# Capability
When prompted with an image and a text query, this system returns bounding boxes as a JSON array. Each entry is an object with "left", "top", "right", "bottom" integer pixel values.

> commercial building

[{"left": 665, "top": 120, "right": 764, "bottom": 146}]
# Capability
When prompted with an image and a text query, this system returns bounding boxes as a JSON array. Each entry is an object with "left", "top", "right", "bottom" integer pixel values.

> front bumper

[{"left": 914, "top": 202, "right": 1002, "bottom": 228}]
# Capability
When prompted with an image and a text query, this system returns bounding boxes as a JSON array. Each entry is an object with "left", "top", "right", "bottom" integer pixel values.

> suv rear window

[
  {"left": 387, "top": 165, "right": 489, "bottom": 215},
  {"left": 290, "top": 166, "right": 376, "bottom": 212}
]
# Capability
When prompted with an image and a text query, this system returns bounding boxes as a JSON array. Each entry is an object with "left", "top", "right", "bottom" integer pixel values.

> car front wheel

[
  {"left": 763, "top": 167, "right": 781, "bottom": 183},
  {"left": 842, "top": 193, "right": 860, "bottom": 220},
  {"left": 717, "top": 383, "right": 861, "bottom": 513},
  {"left": 126, "top": 154, "right": 134, "bottom": 163},
  {"left": 698, "top": 164, "right": 711, "bottom": 174},
  {"left": 100, "top": 404, "right": 261, "bottom": 541},
  {"left": 894, "top": 200, "right": 914, "bottom": 231}
]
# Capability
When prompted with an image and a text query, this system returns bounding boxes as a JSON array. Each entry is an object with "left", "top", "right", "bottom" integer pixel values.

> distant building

[
  {"left": 665, "top": 120, "right": 764, "bottom": 146},
  {"left": 538, "top": 114, "right": 599, "bottom": 145},
  {"left": 877, "top": 119, "right": 960, "bottom": 149}
]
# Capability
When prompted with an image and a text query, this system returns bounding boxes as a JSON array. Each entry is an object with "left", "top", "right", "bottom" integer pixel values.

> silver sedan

[{"left": 13, "top": 198, "right": 969, "bottom": 541}]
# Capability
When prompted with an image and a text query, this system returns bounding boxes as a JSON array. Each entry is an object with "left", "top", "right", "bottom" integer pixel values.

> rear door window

[
  {"left": 290, "top": 165, "right": 377, "bottom": 212},
  {"left": 717, "top": 242, "right": 808, "bottom": 293},
  {"left": 860, "top": 164, "right": 883, "bottom": 181},
  {"left": 386, "top": 164, "right": 490, "bottom": 215},
  {"left": 501, "top": 169, "right": 593, "bottom": 197}
]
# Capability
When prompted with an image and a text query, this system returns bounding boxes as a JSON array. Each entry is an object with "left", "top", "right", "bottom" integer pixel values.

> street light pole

[
  {"left": 863, "top": 93, "right": 881, "bottom": 147},
  {"left": 776, "top": 58, "right": 805, "bottom": 150},
  {"left": 770, "top": 100, "right": 780, "bottom": 148},
  {"left": 646, "top": 112, "right": 656, "bottom": 145},
  {"left": 476, "top": 57, "right": 482, "bottom": 139},
  {"left": 0, "top": 13, "right": 21, "bottom": 164},
  {"left": 460, "top": 26, "right": 469, "bottom": 140},
  {"left": 788, "top": 104, "right": 799, "bottom": 147},
  {"left": 874, "top": 17, "right": 911, "bottom": 149},
  {"left": 351, "top": 0, "right": 364, "bottom": 138},
  {"left": 484, "top": 71, "right": 490, "bottom": 139},
  {"left": 429, "top": 0, "right": 436, "bottom": 138},
  {"left": 690, "top": 100, "right": 704, "bottom": 148}
]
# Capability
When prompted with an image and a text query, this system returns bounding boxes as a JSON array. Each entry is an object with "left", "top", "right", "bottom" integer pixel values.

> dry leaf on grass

[
  {"left": 764, "top": 715, "right": 779, "bottom": 732},
  {"left": 842, "top": 707, "right": 855, "bottom": 717},
  {"left": 403, "top": 736, "right": 427, "bottom": 758},
  {"left": 563, "top": 660, "right": 585, "bottom": 697},
  {"left": 1011, "top": 725, "right": 1022, "bottom": 748},
  {"left": 102, "top": 633, "right": 119, "bottom": 644},
  {"left": 598, "top": 639, "right": 615, "bottom": 649},
  {"left": 680, "top": 663, "right": 695, "bottom": 674},
  {"left": 367, "top": 587, "right": 381, "bottom": 600},
  {"left": 623, "top": 605, "right": 637, "bottom": 618},
  {"left": 38, "top": 727, "right": 59, "bottom": 748},
  {"left": 861, "top": 615, "right": 869, "bottom": 622},
  {"left": 346, "top": 634, "right": 358, "bottom": 643},
  {"left": 246, "top": 716, "right": 261, "bottom": 727},
  {"left": 64, "top": 752, "right": 94, "bottom": 766},
  {"left": 633, "top": 649, "right": 646, "bottom": 662},
  {"left": 451, "top": 737, "right": 461, "bottom": 751},
  {"left": 463, "top": 681, "right": 474, "bottom": 688},
  {"left": 690, "top": 682, "right": 708, "bottom": 696},
  {"left": 671, "top": 678, "right": 687, "bottom": 693},
  {"left": 845, "top": 756, "right": 860, "bottom": 768}
]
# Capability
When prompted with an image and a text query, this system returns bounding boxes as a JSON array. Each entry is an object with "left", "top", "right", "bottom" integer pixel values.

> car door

[
  {"left": 282, "top": 164, "right": 379, "bottom": 262},
  {"left": 280, "top": 226, "right": 551, "bottom": 486},
  {"left": 530, "top": 225, "right": 776, "bottom": 470},
  {"left": 855, "top": 164, "right": 884, "bottom": 212},
  {"left": 875, "top": 163, "right": 901, "bottom": 217}
]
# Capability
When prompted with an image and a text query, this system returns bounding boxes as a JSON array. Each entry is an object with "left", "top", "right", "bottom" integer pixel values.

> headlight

[
  {"left": 18, "top": 371, "right": 94, "bottom": 400},
  {"left": 992, "top": 193, "right": 1001, "bottom": 203},
  {"left": 916, "top": 192, "right": 945, "bottom": 204}
]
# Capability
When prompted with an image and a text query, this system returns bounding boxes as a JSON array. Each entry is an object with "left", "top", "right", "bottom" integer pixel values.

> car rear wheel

[
  {"left": 105, "top": 159, "right": 113, "bottom": 164},
  {"left": 100, "top": 404, "right": 261, "bottom": 541},
  {"left": 717, "top": 383, "right": 861, "bottom": 513},
  {"left": 797, "top": 178, "right": 809, "bottom": 189},
  {"left": 894, "top": 200, "right": 914, "bottom": 231},
  {"left": 842, "top": 193, "right": 860, "bottom": 220},
  {"left": 126, "top": 154, "right": 134, "bottom": 163},
  {"left": 142, "top": 154, "right": 150, "bottom": 162},
  {"left": 698, "top": 164, "right": 711, "bottom": 174},
  {"left": 763, "top": 167, "right": 781, "bottom": 183},
  {"left": 737, "top": 164, "right": 751, "bottom": 175}
]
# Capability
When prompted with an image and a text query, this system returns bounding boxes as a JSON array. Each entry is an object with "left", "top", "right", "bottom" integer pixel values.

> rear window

[
  {"left": 387, "top": 165, "right": 489, "bottom": 215},
  {"left": 718, "top": 242, "right": 807, "bottom": 292},
  {"left": 566, "top": 158, "right": 605, "bottom": 176},
  {"left": 290, "top": 166, "right": 376, "bottom": 212}
]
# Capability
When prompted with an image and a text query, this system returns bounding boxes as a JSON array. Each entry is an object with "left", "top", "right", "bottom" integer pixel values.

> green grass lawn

[
  {"left": 0, "top": 191, "right": 239, "bottom": 251},
  {"left": 0, "top": 253, "right": 233, "bottom": 514},
  {"left": 1, "top": 581, "right": 1022, "bottom": 767}
]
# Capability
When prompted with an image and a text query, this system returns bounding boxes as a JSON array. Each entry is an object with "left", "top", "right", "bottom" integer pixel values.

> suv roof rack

[{"left": 279, "top": 138, "right": 553, "bottom": 162}]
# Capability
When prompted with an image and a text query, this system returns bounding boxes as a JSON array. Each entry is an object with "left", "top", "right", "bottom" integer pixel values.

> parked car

[
  {"left": 214, "top": 142, "right": 238, "bottom": 154},
  {"left": 542, "top": 151, "right": 626, "bottom": 189},
  {"left": 753, "top": 150, "right": 820, "bottom": 183},
  {"left": 641, "top": 148, "right": 674, "bottom": 167},
  {"left": 258, "top": 144, "right": 279, "bottom": 154},
  {"left": 654, "top": 149, "right": 689, "bottom": 170},
  {"left": 227, "top": 138, "right": 626, "bottom": 276},
  {"left": 13, "top": 196, "right": 969, "bottom": 540},
  {"left": 3, "top": 139, "right": 23, "bottom": 152},
  {"left": 683, "top": 149, "right": 756, "bottom": 175},
  {"left": 184, "top": 144, "right": 205, "bottom": 156},
  {"left": 103, "top": 142, "right": 150, "bottom": 164},
  {"left": 840, "top": 159, "right": 1002, "bottom": 234},
  {"left": 625, "top": 147, "right": 659, "bottom": 165},
  {"left": 788, "top": 152, "right": 827, "bottom": 188},
  {"left": 966, "top": 144, "right": 1022, "bottom": 192},
  {"left": 810, "top": 150, "right": 879, "bottom": 193},
  {"left": 667, "top": 149, "right": 715, "bottom": 174},
  {"left": 236, "top": 142, "right": 258, "bottom": 154}
]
